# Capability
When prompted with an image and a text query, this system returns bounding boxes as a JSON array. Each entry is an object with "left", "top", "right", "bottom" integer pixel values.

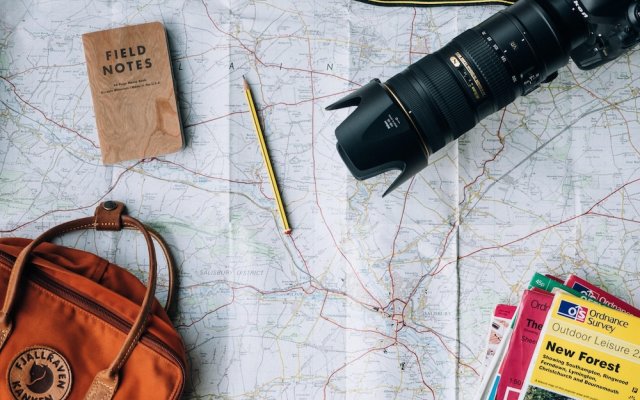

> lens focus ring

[
  {"left": 454, "top": 29, "right": 516, "bottom": 111},
  {"left": 388, "top": 57, "right": 463, "bottom": 152}
]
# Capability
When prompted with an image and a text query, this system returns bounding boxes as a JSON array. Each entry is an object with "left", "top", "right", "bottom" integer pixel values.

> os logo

[
  {"left": 571, "top": 282, "right": 598, "bottom": 300},
  {"left": 557, "top": 300, "right": 588, "bottom": 323}
]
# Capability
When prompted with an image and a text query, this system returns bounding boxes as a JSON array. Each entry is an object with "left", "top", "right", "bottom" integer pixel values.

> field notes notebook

[{"left": 83, "top": 22, "right": 183, "bottom": 164}]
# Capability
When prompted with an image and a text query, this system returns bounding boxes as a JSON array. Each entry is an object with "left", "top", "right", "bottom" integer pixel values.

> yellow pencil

[{"left": 243, "top": 77, "right": 292, "bottom": 235}]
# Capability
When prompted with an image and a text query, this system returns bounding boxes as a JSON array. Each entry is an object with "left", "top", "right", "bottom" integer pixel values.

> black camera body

[
  {"left": 328, "top": 0, "right": 640, "bottom": 195},
  {"left": 572, "top": 0, "right": 640, "bottom": 69}
]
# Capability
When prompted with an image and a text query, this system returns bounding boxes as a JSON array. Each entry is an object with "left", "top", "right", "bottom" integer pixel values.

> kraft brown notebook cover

[{"left": 82, "top": 22, "right": 183, "bottom": 164}]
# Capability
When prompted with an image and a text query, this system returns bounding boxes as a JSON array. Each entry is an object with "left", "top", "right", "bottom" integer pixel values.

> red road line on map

[
  {"left": 175, "top": 274, "right": 294, "bottom": 295},
  {"left": 461, "top": 109, "right": 507, "bottom": 201},
  {"left": 173, "top": 45, "right": 232, "bottom": 61},
  {"left": 311, "top": 133, "right": 385, "bottom": 309},
  {"left": 435, "top": 213, "right": 583, "bottom": 275},
  {"left": 290, "top": 235, "right": 313, "bottom": 277},
  {"left": 567, "top": 68, "right": 638, "bottom": 157},
  {"left": 183, "top": 75, "right": 348, "bottom": 131},
  {"left": 257, "top": 178, "right": 271, "bottom": 200},
  {"left": 200, "top": 0, "right": 361, "bottom": 87},
  {"left": 315, "top": 283, "right": 379, "bottom": 309},
  {"left": 262, "top": 89, "right": 355, "bottom": 110},
  {"left": 1, "top": 76, "right": 99, "bottom": 148},
  {"left": 231, "top": 283, "right": 316, "bottom": 296},
  {"left": 415, "top": 109, "right": 506, "bottom": 279},
  {"left": 233, "top": 279, "right": 378, "bottom": 312},
  {"left": 323, "top": 344, "right": 395, "bottom": 400},
  {"left": 3, "top": 63, "right": 86, "bottom": 79},
  {"left": 585, "top": 177, "right": 640, "bottom": 212},
  {"left": 225, "top": 280, "right": 389, "bottom": 313},
  {"left": 176, "top": 286, "right": 236, "bottom": 329},
  {"left": 403, "top": 324, "right": 479, "bottom": 376},
  {"left": 181, "top": 279, "right": 399, "bottom": 343},
  {"left": 296, "top": 29, "right": 384, "bottom": 310},
  {"left": 430, "top": 177, "right": 640, "bottom": 274},
  {"left": 184, "top": 110, "right": 248, "bottom": 128},
  {"left": 396, "top": 341, "right": 436, "bottom": 399},
  {"left": 386, "top": 178, "right": 414, "bottom": 312},
  {"left": 176, "top": 283, "right": 318, "bottom": 328},
  {"left": 319, "top": 291, "right": 396, "bottom": 341},
  {"left": 0, "top": 161, "right": 144, "bottom": 233},
  {"left": 150, "top": 158, "right": 260, "bottom": 185},
  {"left": 315, "top": 285, "right": 382, "bottom": 310},
  {"left": 588, "top": 212, "right": 640, "bottom": 224},
  {"left": 409, "top": 8, "right": 417, "bottom": 64},
  {"left": 416, "top": 108, "right": 507, "bottom": 283},
  {"left": 391, "top": 216, "right": 456, "bottom": 321},
  {"left": 415, "top": 109, "right": 506, "bottom": 280}
]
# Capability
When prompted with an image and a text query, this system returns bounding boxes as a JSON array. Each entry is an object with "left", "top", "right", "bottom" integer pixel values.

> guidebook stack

[{"left": 475, "top": 273, "right": 640, "bottom": 400}]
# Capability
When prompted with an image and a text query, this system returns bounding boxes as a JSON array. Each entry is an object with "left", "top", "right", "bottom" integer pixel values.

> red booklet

[
  {"left": 565, "top": 274, "right": 640, "bottom": 317},
  {"left": 494, "top": 289, "right": 553, "bottom": 400}
]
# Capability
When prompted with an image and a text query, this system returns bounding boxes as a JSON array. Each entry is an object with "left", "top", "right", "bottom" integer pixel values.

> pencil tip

[{"left": 243, "top": 76, "right": 249, "bottom": 90}]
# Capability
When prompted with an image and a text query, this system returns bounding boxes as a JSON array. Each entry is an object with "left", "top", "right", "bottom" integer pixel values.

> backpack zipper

[{"left": 0, "top": 250, "right": 186, "bottom": 398}]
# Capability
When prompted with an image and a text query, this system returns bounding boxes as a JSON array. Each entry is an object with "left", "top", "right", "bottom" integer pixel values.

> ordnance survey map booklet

[
  {"left": 565, "top": 274, "right": 640, "bottom": 317},
  {"left": 519, "top": 292, "right": 640, "bottom": 400},
  {"left": 478, "top": 274, "right": 618, "bottom": 400}
]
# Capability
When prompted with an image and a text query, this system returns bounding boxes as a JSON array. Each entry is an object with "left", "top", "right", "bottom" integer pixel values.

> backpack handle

[{"left": 0, "top": 201, "right": 173, "bottom": 399}]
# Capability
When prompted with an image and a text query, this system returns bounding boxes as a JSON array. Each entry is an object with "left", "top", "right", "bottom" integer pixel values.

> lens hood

[{"left": 326, "top": 79, "right": 430, "bottom": 196}]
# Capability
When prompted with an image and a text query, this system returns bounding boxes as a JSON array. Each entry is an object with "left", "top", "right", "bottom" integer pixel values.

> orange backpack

[{"left": 0, "top": 201, "right": 186, "bottom": 399}]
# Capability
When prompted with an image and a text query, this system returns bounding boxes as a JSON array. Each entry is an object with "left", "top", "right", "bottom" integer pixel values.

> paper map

[{"left": 1, "top": 1, "right": 640, "bottom": 398}]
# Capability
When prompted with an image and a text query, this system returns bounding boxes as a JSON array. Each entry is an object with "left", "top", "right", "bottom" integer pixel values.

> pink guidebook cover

[
  {"left": 494, "top": 289, "right": 553, "bottom": 400},
  {"left": 483, "top": 304, "right": 517, "bottom": 371}
]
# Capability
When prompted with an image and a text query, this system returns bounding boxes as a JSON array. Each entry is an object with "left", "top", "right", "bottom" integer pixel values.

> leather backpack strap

[
  {"left": 127, "top": 225, "right": 176, "bottom": 313},
  {"left": 0, "top": 201, "right": 170, "bottom": 400},
  {"left": 96, "top": 201, "right": 176, "bottom": 312}
]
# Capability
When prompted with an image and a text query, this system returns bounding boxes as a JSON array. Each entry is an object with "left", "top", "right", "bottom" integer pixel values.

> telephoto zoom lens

[{"left": 327, "top": 0, "right": 590, "bottom": 195}]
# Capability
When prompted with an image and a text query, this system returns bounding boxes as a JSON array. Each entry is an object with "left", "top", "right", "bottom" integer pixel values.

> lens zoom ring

[
  {"left": 417, "top": 54, "right": 476, "bottom": 134},
  {"left": 388, "top": 56, "right": 468, "bottom": 151},
  {"left": 455, "top": 29, "right": 516, "bottom": 110}
]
